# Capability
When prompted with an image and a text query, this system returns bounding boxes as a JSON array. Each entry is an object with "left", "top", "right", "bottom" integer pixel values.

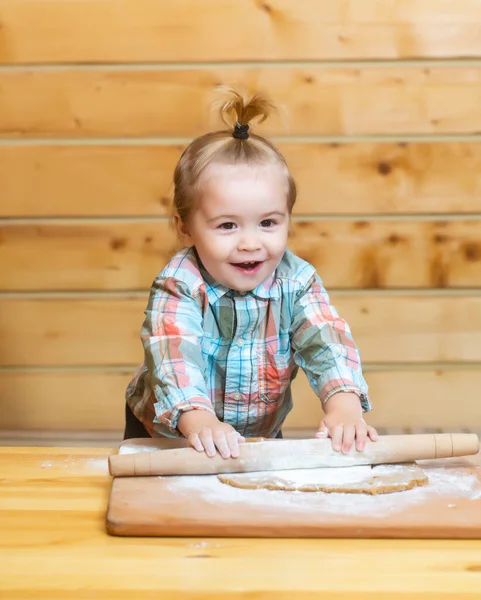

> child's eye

[
  {"left": 260, "top": 219, "right": 276, "bottom": 228},
  {"left": 218, "top": 222, "right": 236, "bottom": 230}
]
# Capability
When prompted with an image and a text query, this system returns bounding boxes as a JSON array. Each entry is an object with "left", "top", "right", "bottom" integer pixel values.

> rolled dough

[{"left": 218, "top": 463, "right": 428, "bottom": 495}]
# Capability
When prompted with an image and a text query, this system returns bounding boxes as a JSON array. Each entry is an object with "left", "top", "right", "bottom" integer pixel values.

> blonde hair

[{"left": 173, "top": 88, "right": 297, "bottom": 224}]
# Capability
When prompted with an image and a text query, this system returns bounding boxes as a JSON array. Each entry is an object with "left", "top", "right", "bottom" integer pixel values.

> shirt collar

[{"left": 249, "top": 271, "right": 280, "bottom": 299}]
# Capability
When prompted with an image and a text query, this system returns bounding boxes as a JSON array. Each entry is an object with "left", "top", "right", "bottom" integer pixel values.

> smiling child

[{"left": 124, "top": 88, "right": 377, "bottom": 458}]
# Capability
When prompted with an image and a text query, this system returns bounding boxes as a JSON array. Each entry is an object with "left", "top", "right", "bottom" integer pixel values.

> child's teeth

[{"left": 234, "top": 261, "right": 260, "bottom": 268}]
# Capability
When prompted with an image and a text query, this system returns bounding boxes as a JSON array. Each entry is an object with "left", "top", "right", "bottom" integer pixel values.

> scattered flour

[
  {"left": 40, "top": 456, "right": 108, "bottom": 471},
  {"left": 119, "top": 444, "right": 162, "bottom": 455},
  {"left": 158, "top": 464, "right": 481, "bottom": 518},
  {"left": 188, "top": 541, "right": 221, "bottom": 549}
]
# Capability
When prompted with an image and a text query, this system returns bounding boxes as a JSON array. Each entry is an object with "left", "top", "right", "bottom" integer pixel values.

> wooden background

[{"left": 1, "top": 0, "right": 481, "bottom": 444}]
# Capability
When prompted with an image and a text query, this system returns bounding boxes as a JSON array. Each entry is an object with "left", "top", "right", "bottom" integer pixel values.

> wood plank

[
  {"left": 1, "top": 220, "right": 481, "bottom": 291},
  {"left": 2, "top": 294, "right": 481, "bottom": 367},
  {"left": 286, "top": 370, "right": 481, "bottom": 432},
  {"left": 0, "top": 429, "right": 122, "bottom": 446},
  {"left": 0, "top": 370, "right": 130, "bottom": 430},
  {"left": 1, "top": 0, "right": 481, "bottom": 64},
  {"left": 0, "top": 222, "right": 179, "bottom": 292},
  {"left": 3, "top": 142, "right": 481, "bottom": 217},
  {"left": 3, "top": 66, "right": 481, "bottom": 138},
  {"left": 1, "top": 368, "right": 480, "bottom": 431},
  {"left": 0, "top": 297, "right": 145, "bottom": 367},
  {"left": 0, "top": 145, "right": 179, "bottom": 217}
]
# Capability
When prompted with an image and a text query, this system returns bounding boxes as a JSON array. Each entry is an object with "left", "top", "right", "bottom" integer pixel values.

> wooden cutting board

[{"left": 106, "top": 438, "right": 481, "bottom": 538}]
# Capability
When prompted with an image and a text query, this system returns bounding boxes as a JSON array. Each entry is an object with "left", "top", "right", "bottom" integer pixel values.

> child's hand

[
  {"left": 177, "top": 410, "right": 245, "bottom": 459},
  {"left": 315, "top": 392, "right": 378, "bottom": 454}
]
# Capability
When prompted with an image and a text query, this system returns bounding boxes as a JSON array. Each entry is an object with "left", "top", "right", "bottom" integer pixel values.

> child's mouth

[{"left": 230, "top": 261, "right": 263, "bottom": 274}]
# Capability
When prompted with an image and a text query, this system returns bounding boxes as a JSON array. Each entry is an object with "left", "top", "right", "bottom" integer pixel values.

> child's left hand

[{"left": 315, "top": 391, "right": 378, "bottom": 453}]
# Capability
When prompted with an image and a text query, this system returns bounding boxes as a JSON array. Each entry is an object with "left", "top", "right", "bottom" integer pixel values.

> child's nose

[{"left": 238, "top": 233, "right": 261, "bottom": 251}]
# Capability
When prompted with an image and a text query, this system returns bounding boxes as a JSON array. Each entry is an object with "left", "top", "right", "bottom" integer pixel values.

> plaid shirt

[{"left": 126, "top": 247, "right": 371, "bottom": 438}]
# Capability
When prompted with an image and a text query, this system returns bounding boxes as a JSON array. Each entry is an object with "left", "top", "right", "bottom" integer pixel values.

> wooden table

[{"left": 1, "top": 446, "right": 481, "bottom": 599}]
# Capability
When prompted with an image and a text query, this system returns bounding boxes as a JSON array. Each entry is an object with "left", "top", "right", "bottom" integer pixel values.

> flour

[
  {"left": 40, "top": 457, "right": 108, "bottom": 471},
  {"left": 119, "top": 444, "right": 162, "bottom": 455},
  {"left": 83, "top": 458, "right": 109, "bottom": 471},
  {"left": 188, "top": 541, "right": 221, "bottom": 549},
  {"left": 160, "top": 464, "right": 481, "bottom": 518}
]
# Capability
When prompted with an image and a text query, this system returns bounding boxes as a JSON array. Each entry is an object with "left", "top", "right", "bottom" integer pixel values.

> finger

[
  {"left": 212, "top": 431, "right": 231, "bottom": 459},
  {"left": 315, "top": 421, "right": 329, "bottom": 439},
  {"left": 341, "top": 425, "right": 356, "bottom": 454},
  {"left": 367, "top": 426, "right": 379, "bottom": 441},
  {"left": 199, "top": 429, "right": 217, "bottom": 458},
  {"left": 237, "top": 433, "right": 246, "bottom": 444},
  {"left": 226, "top": 430, "right": 241, "bottom": 458},
  {"left": 354, "top": 422, "right": 368, "bottom": 452},
  {"left": 330, "top": 425, "right": 344, "bottom": 452},
  {"left": 188, "top": 433, "right": 204, "bottom": 453}
]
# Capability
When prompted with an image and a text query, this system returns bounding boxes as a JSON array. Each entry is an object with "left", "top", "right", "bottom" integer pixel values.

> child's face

[{"left": 178, "top": 163, "right": 290, "bottom": 292}]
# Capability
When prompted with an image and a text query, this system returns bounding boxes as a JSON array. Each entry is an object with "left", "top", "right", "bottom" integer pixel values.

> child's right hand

[{"left": 177, "top": 410, "right": 245, "bottom": 459}]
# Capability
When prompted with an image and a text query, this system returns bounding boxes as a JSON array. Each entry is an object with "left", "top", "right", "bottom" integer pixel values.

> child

[{"left": 125, "top": 88, "right": 378, "bottom": 459}]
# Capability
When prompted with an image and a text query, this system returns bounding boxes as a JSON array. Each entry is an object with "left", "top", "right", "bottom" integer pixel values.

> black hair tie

[{"left": 233, "top": 122, "right": 249, "bottom": 140}]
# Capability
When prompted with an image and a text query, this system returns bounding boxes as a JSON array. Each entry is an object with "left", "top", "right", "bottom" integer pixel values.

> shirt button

[
  {"left": 232, "top": 392, "right": 242, "bottom": 401},
  {"left": 237, "top": 338, "right": 244, "bottom": 347}
]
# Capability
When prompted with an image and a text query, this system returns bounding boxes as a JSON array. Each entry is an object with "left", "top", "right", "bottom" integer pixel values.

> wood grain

[
  {"left": 2, "top": 368, "right": 481, "bottom": 431},
  {"left": 0, "top": 370, "right": 130, "bottom": 430},
  {"left": 0, "top": 297, "right": 144, "bottom": 367},
  {"left": 2, "top": 220, "right": 481, "bottom": 291},
  {"left": 2, "top": 449, "right": 481, "bottom": 599},
  {"left": 3, "top": 142, "right": 481, "bottom": 217},
  {"left": 0, "top": 222, "right": 180, "bottom": 292},
  {"left": 0, "top": 145, "right": 180, "bottom": 217},
  {"left": 1, "top": 0, "right": 481, "bottom": 63},
  {"left": 285, "top": 370, "right": 481, "bottom": 432},
  {"left": 3, "top": 66, "right": 481, "bottom": 137},
  {"left": 2, "top": 293, "right": 481, "bottom": 367}
]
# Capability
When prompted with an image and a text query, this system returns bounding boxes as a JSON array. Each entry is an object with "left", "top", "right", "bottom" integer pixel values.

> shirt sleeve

[
  {"left": 141, "top": 276, "right": 216, "bottom": 434},
  {"left": 289, "top": 273, "right": 372, "bottom": 412}
]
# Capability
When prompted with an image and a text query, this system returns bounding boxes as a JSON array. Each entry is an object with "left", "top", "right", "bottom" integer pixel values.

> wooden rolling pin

[{"left": 109, "top": 433, "right": 479, "bottom": 477}]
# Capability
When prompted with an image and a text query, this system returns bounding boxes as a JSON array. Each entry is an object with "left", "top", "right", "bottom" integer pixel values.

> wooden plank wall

[{"left": 1, "top": 1, "right": 481, "bottom": 443}]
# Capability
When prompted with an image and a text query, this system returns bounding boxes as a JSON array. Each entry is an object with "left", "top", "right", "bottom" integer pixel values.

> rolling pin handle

[{"left": 451, "top": 433, "right": 479, "bottom": 457}]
